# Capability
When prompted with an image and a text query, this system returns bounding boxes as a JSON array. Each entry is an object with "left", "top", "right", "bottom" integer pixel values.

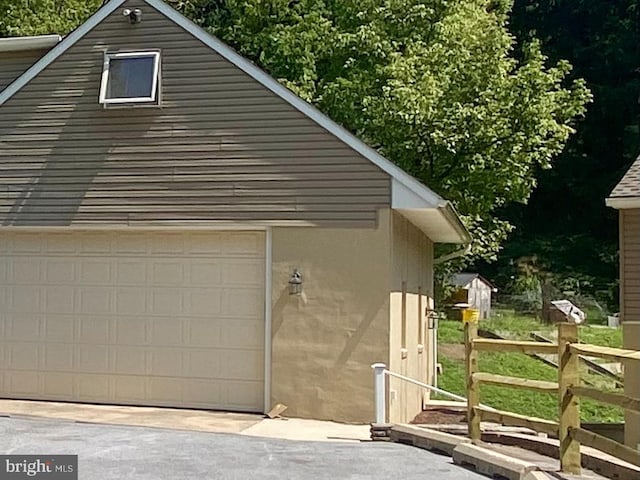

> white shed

[{"left": 449, "top": 273, "right": 498, "bottom": 320}]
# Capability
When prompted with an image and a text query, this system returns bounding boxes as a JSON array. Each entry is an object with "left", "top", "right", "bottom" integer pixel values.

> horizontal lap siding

[
  {"left": 0, "top": 49, "right": 48, "bottom": 92},
  {"left": 622, "top": 209, "right": 640, "bottom": 322},
  {"left": 0, "top": 0, "right": 390, "bottom": 227}
]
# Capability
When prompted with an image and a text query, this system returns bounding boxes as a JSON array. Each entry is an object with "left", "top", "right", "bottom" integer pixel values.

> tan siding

[
  {"left": 0, "top": 0, "right": 390, "bottom": 227},
  {"left": 0, "top": 49, "right": 48, "bottom": 92},
  {"left": 622, "top": 209, "right": 640, "bottom": 322}
]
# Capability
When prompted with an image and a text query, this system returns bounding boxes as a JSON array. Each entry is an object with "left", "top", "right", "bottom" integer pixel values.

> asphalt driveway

[{"left": 0, "top": 416, "right": 487, "bottom": 480}]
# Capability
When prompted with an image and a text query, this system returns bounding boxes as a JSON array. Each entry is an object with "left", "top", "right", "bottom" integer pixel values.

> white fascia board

[
  {"left": 0, "top": 0, "right": 127, "bottom": 105},
  {"left": 145, "top": 0, "right": 446, "bottom": 209},
  {"left": 606, "top": 197, "right": 640, "bottom": 209},
  {"left": 0, "top": 35, "right": 62, "bottom": 52}
]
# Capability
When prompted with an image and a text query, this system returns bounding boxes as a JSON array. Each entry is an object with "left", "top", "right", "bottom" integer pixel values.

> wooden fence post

[
  {"left": 464, "top": 320, "right": 480, "bottom": 442},
  {"left": 558, "top": 322, "right": 581, "bottom": 474}
]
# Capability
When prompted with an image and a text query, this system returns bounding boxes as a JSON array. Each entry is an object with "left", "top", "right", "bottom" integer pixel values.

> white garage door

[{"left": 0, "top": 231, "right": 265, "bottom": 412}]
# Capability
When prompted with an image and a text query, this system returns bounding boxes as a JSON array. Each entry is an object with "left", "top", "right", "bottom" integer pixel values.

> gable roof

[
  {"left": 450, "top": 273, "right": 497, "bottom": 290},
  {"left": 606, "top": 155, "right": 640, "bottom": 209},
  {"left": 0, "top": 0, "right": 470, "bottom": 243}
]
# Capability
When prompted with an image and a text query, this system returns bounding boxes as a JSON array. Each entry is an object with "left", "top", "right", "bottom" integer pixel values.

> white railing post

[{"left": 371, "top": 363, "right": 387, "bottom": 424}]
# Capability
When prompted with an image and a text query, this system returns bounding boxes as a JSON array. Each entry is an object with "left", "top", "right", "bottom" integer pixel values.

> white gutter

[
  {"left": 605, "top": 196, "right": 640, "bottom": 209},
  {"left": 434, "top": 243, "right": 472, "bottom": 265},
  {"left": 0, "top": 35, "right": 62, "bottom": 53}
]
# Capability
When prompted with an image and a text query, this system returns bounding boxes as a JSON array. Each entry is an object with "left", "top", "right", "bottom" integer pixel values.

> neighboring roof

[
  {"left": 606, "top": 155, "right": 640, "bottom": 209},
  {"left": 0, "top": 35, "right": 62, "bottom": 52},
  {"left": 450, "top": 273, "right": 497, "bottom": 290},
  {"left": 0, "top": 0, "right": 471, "bottom": 244}
]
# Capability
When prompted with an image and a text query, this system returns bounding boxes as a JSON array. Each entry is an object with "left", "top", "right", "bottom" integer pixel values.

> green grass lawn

[{"left": 437, "top": 313, "right": 624, "bottom": 423}]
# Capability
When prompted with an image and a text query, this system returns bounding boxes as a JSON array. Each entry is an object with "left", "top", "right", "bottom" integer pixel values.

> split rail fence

[{"left": 464, "top": 321, "right": 640, "bottom": 474}]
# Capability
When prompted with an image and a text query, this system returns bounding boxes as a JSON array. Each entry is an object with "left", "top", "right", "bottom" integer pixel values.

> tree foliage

[
  {"left": 177, "top": 0, "right": 590, "bottom": 261},
  {"left": 0, "top": 0, "right": 101, "bottom": 36},
  {"left": 482, "top": 0, "right": 640, "bottom": 308}
]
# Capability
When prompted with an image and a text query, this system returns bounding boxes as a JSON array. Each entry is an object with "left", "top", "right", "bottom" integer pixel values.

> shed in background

[{"left": 448, "top": 273, "right": 497, "bottom": 320}]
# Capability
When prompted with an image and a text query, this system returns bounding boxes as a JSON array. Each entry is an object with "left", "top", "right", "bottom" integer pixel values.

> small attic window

[{"left": 99, "top": 51, "right": 160, "bottom": 105}]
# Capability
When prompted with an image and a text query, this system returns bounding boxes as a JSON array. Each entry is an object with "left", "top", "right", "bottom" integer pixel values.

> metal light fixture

[
  {"left": 288, "top": 269, "right": 303, "bottom": 296},
  {"left": 123, "top": 8, "right": 143, "bottom": 24}
]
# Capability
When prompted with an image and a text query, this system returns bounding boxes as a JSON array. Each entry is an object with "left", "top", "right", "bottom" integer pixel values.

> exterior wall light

[
  {"left": 123, "top": 8, "right": 143, "bottom": 24},
  {"left": 288, "top": 269, "right": 303, "bottom": 296}
]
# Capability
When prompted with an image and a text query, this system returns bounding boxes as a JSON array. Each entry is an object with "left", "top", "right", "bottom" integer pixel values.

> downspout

[{"left": 432, "top": 243, "right": 471, "bottom": 388}]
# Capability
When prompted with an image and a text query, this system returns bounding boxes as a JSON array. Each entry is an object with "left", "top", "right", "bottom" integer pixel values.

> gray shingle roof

[{"left": 610, "top": 155, "right": 640, "bottom": 198}]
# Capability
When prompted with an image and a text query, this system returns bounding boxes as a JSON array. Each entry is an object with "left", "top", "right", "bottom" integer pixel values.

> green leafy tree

[
  {"left": 177, "top": 0, "right": 591, "bottom": 261},
  {"left": 482, "top": 0, "right": 639, "bottom": 309},
  {"left": 0, "top": 0, "right": 101, "bottom": 36}
]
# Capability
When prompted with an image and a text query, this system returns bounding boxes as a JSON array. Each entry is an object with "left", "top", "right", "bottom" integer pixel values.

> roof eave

[
  {"left": 0, "top": 35, "right": 62, "bottom": 52},
  {"left": 605, "top": 196, "right": 640, "bottom": 209}
]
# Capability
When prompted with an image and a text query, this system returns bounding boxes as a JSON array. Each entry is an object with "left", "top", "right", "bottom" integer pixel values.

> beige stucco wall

[
  {"left": 623, "top": 321, "right": 640, "bottom": 448},
  {"left": 270, "top": 209, "right": 392, "bottom": 423},
  {"left": 388, "top": 212, "right": 434, "bottom": 424}
]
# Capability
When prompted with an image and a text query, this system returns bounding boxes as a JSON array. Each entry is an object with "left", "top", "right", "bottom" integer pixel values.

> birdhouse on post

[{"left": 549, "top": 300, "right": 586, "bottom": 324}]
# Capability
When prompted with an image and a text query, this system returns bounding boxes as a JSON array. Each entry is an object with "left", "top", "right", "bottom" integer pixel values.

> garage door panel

[
  {"left": 116, "top": 288, "right": 148, "bottom": 315},
  {"left": 150, "top": 262, "right": 184, "bottom": 286},
  {"left": 150, "top": 317, "right": 185, "bottom": 345},
  {"left": 115, "top": 261, "right": 147, "bottom": 285},
  {"left": 44, "top": 286, "right": 75, "bottom": 314},
  {"left": 80, "top": 261, "right": 111, "bottom": 284},
  {"left": 187, "top": 319, "right": 221, "bottom": 347},
  {"left": 79, "top": 288, "right": 112, "bottom": 315},
  {"left": 78, "top": 316, "right": 110, "bottom": 344},
  {"left": 77, "top": 345, "right": 110, "bottom": 373},
  {"left": 222, "top": 288, "right": 263, "bottom": 316},
  {"left": 76, "top": 374, "right": 110, "bottom": 399},
  {"left": 44, "top": 344, "right": 74, "bottom": 372},
  {"left": 6, "top": 314, "right": 41, "bottom": 341},
  {"left": 114, "top": 317, "right": 146, "bottom": 345},
  {"left": 220, "top": 321, "right": 263, "bottom": 348},
  {"left": 185, "top": 350, "right": 220, "bottom": 378},
  {"left": 151, "top": 290, "right": 183, "bottom": 315},
  {"left": 46, "top": 260, "right": 75, "bottom": 283},
  {"left": 7, "top": 343, "right": 40, "bottom": 370},
  {"left": 189, "top": 262, "right": 221, "bottom": 286},
  {"left": 0, "top": 231, "right": 265, "bottom": 412},
  {"left": 43, "top": 315, "right": 75, "bottom": 342},
  {"left": 187, "top": 289, "right": 221, "bottom": 316},
  {"left": 10, "top": 287, "right": 41, "bottom": 313},
  {"left": 113, "top": 346, "right": 146, "bottom": 375},
  {"left": 43, "top": 373, "right": 74, "bottom": 397},
  {"left": 6, "top": 371, "right": 39, "bottom": 395}
]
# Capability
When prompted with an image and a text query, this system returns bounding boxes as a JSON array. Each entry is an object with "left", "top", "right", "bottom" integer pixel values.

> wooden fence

[{"left": 464, "top": 321, "right": 640, "bottom": 474}]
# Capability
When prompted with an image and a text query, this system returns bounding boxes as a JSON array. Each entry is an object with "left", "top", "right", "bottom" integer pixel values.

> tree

[
  {"left": 177, "top": 0, "right": 591, "bottom": 261},
  {"left": 482, "top": 0, "right": 640, "bottom": 308},
  {"left": 0, "top": 0, "right": 101, "bottom": 36}
]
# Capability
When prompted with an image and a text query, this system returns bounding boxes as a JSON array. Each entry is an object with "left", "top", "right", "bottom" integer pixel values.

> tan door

[{"left": 0, "top": 231, "right": 265, "bottom": 412}]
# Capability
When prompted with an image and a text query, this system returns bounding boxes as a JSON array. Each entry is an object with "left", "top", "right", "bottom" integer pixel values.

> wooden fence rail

[{"left": 464, "top": 320, "right": 640, "bottom": 475}]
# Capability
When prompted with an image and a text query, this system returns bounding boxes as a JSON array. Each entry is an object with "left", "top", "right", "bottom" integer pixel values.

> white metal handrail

[{"left": 371, "top": 363, "right": 496, "bottom": 424}]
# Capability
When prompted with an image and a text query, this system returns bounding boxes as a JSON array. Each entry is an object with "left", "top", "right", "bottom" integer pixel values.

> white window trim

[{"left": 99, "top": 51, "right": 160, "bottom": 104}]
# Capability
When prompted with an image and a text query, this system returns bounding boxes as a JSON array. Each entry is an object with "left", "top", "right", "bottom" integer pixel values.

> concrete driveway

[{"left": 0, "top": 417, "right": 487, "bottom": 480}]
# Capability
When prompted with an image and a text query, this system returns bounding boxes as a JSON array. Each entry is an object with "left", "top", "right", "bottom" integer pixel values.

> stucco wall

[
  {"left": 270, "top": 209, "right": 392, "bottom": 423},
  {"left": 389, "top": 212, "right": 434, "bottom": 424}
]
